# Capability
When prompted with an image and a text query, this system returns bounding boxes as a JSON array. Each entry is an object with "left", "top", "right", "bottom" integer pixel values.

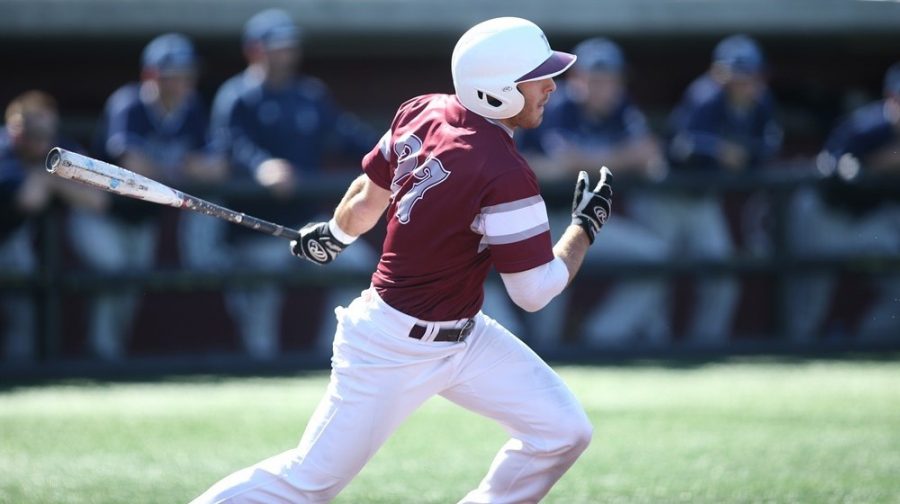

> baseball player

[
  {"left": 518, "top": 37, "right": 671, "bottom": 348},
  {"left": 0, "top": 91, "right": 106, "bottom": 361},
  {"left": 192, "top": 17, "right": 611, "bottom": 503},
  {"left": 213, "top": 8, "right": 380, "bottom": 359},
  {"left": 642, "top": 34, "right": 783, "bottom": 343},
  {"left": 69, "top": 33, "right": 224, "bottom": 360},
  {"left": 786, "top": 62, "right": 900, "bottom": 341}
]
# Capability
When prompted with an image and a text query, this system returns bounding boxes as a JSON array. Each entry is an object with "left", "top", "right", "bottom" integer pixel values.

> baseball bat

[{"left": 45, "top": 147, "right": 301, "bottom": 241}]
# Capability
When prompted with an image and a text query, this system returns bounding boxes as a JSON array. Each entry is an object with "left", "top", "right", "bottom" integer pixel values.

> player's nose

[{"left": 547, "top": 78, "right": 557, "bottom": 93}]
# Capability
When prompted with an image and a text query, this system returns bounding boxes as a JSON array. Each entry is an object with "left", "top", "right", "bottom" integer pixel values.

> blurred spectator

[
  {"left": 650, "top": 34, "right": 783, "bottom": 343},
  {"left": 1, "top": 91, "right": 107, "bottom": 362},
  {"left": 69, "top": 33, "right": 225, "bottom": 360},
  {"left": 214, "top": 9, "right": 379, "bottom": 359},
  {"left": 786, "top": 62, "right": 900, "bottom": 341},
  {"left": 519, "top": 37, "right": 670, "bottom": 348}
]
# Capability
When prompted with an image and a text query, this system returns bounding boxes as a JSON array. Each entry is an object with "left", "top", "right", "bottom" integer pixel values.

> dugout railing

[{"left": 2, "top": 163, "right": 900, "bottom": 371}]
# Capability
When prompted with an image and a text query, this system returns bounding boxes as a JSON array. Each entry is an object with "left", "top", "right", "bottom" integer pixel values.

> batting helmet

[
  {"left": 451, "top": 17, "right": 576, "bottom": 120},
  {"left": 142, "top": 33, "right": 197, "bottom": 75},
  {"left": 713, "top": 34, "right": 765, "bottom": 75}
]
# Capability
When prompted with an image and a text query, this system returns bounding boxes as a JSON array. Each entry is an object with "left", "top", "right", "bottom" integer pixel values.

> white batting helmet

[{"left": 451, "top": 17, "right": 576, "bottom": 120}]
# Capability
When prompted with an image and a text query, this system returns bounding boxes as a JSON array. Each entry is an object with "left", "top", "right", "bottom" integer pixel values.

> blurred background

[{"left": 2, "top": 0, "right": 900, "bottom": 376}]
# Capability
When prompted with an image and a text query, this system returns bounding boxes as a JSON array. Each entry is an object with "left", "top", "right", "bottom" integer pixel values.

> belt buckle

[{"left": 456, "top": 319, "right": 475, "bottom": 342}]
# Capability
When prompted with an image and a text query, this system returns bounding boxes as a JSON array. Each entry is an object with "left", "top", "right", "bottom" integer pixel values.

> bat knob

[{"left": 46, "top": 147, "right": 62, "bottom": 173}]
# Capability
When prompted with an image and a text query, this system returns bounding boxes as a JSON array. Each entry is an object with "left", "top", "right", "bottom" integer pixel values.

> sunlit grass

[{"left": 1, "top": 358, "right": 898, "bottom": 503}]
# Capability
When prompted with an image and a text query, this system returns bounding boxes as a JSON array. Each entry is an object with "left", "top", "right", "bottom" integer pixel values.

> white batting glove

[{"left": 571, "top": 166, "right": 613, "bottom": 245}]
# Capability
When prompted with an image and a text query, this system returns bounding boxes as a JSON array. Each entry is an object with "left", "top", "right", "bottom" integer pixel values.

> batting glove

[
  {"left": 571, "top": 166, "right": 613, "bottom": 245},
  {"left": 290, "top": 221, "right": 350, "bottom": 265}
]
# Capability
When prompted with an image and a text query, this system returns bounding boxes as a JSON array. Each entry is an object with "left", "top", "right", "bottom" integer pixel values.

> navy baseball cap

[
  {"left": 713, "top": 35, "right": 765, "bottom": 75},
  {"left": 883, "top": 62, "right": 900, "bottom": 95},
  {"left": 243, "top": 9, "right": 300, "bottom": 50},
  {"left": 142, "top": 33, "right": 197, "bottom": 74},
  {"left": 573, "top": 38, "right": 624, "bottom": 73}
]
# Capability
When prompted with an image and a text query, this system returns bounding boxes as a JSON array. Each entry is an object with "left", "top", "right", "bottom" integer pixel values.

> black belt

[{"left": 408, "top": 319, "right": 475, "bottom": 342}]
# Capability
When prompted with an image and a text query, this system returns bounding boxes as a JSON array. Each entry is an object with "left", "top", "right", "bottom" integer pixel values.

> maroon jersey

[{"left": 362, "top": 94, "right": 553, "bottom": 321}]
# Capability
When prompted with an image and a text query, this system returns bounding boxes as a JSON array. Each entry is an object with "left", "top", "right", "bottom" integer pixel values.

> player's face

[
  {"left": 725, "top": 74, "right": 764, "bottom": 109},
  {"left": 507, "top": 78, "right": 557, "bottom": 129},
  {"left": 264, "top": 45, "right": 299, "bottom": 79},
  {"left": 583, "top": 71, "right": 623, "bottom": 115},
  {"left": 12, "top": 111, "right": 58, "bottom": 163},
  {"left": 157, "top": 72, "right": 197, "bottom": 106}
]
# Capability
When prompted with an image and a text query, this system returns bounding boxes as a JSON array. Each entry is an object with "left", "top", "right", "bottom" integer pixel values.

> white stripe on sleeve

[{"left": 480, "top": 196, "right": 550, "bottom": 245}]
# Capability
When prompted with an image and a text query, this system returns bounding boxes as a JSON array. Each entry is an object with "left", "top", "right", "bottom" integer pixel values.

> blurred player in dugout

[
  {"left": 68, "top": 33, "right": 225, "bottom": 360},
  {"left": 659, "top": 34, "right": 783, "bottom": 343},
  {"left": 210, "top": 9, "right": 379, "bottom": 360},
  {"left": 0, "top": 91, "right": 106, "bottom": 362},
  {"left": 518, "top": 37, "right": 671, "bottom": 348},
  {"left": 786, "top": 62, "right": 900, "bottom": 341}
]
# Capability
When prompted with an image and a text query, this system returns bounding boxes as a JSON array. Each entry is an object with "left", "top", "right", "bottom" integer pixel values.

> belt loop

[{"left": 421, "top": 323, "right": 438, "bottom": 342}]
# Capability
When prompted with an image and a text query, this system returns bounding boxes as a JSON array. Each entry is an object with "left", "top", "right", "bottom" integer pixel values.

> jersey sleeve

[
  {"left": 477, "top": 168, "right": 554, "bottom": 274},
  {"left": 104, "top": 93, "right": 145, "bottom": 160},
  {"left": 622, "top": 103, "right": 651, "bottom": 139},
  {"left": 361, "top": 129, "right": 393, "bottom": 190}
]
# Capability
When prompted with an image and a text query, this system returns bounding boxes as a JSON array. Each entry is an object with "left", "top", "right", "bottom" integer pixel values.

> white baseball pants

[{"left": 191, "top": 288, "right": 592, "bottom": 503}]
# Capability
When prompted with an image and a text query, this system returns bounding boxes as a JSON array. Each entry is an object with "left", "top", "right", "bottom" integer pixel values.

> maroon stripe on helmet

[{"left": 515, "top": 51, "right": 577, "bottom": 82}]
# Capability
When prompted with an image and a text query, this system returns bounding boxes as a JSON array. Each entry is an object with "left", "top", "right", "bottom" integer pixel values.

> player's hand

[
  {"left": 571, "top": 166, "right": 613, "bottom": 245},
  {"left": 256, "top": 158, "right": 296, "bottom": 199},
  {"left": 719, "top": 141, "right": 748, "bottom": 172},
  {"left": 290, "top": 221, "right": 349, "bottom": 265}
]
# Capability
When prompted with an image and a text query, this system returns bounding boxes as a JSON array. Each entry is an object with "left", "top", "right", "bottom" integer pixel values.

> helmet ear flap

[{"left": 469, "top": 87, "right": 525, "bottom": 120}]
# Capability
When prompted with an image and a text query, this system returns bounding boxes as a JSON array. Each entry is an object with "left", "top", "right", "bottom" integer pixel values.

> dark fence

[{"left": 2, "top": 163, "right": 900, "bottom": 377}]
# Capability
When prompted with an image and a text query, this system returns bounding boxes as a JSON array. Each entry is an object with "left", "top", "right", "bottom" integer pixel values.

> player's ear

[
  {"left": 140, "top": 68, "right": 161, "bottom": 82},
  {"left": 244, "top": 42, "right": 266, "bottom": 63}
]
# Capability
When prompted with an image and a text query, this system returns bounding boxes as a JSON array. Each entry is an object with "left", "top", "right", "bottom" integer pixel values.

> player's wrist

[
  {"left": 327, "top": 218, "right": 357, "bottom": 245},
  {"left": 570, "top": 216, "right": 598, "bottom": 245}
]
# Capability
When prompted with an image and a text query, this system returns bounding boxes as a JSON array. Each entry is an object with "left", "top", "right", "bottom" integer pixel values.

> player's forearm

[
  {"left": 552, "top": 224, "right": 590, "bottom": 285},
  {"left": 333, "top": 175, "right": 390, "bottom": 238}
]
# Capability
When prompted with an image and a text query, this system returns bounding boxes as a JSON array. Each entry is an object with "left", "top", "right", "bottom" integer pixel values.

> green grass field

[{"left": 2, "top": 358, "right": 899, "bottom": 503}]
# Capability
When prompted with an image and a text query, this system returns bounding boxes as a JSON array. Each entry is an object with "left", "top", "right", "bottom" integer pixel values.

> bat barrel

[{"left": 45, "top": 147, "right": 63, "bottom": 173}]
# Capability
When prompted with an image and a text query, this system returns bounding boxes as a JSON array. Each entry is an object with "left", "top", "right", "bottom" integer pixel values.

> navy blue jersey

[
  {"left": 227, "top": 76, "right": 375, "bottom": 175},
  {"left": 668, "top": 81, "right": 782, "bottom": 171},
  {"left": 94, "top": 83, "right": 211, "bottom": 223},
  {"left": 1, "top": 131, "right": 81, "bottom": 240},
  {"left": 0, "top": 131, "right": 28, "bottom": 240},
  {"left": 823, "top": 101, "right": 897, "bottom": 160},
  {"left": 519, "top": 83, "right": 650, "bottom": 156},
  {"left": 668, "top": 73, "right": 722, "bottom": 134},
  {"left": 820, "top": 100, "right": 900, "bottom": 213},
  {"left": 221, "top": 75, "right": 377, "bottom": 239},
  {"left": 209, "top": 70, "right": 260, "bottom": 157}
]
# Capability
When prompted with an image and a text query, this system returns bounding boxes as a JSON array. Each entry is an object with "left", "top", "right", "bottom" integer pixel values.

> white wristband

[{"left": 328, "top": 218, "right": 357, "bottom": 245}]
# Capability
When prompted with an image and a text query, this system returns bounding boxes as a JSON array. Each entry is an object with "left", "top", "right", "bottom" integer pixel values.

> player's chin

[{"left": 521, "top": 111, "right": 545, "bottom": 129}]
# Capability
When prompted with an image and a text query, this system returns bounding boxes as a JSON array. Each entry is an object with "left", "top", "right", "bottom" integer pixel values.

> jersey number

[{"left": 390, "top": 133, "right": 450, "bottom": 224}]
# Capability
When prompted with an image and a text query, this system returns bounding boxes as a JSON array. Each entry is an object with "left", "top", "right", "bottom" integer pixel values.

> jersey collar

[{"left": 485, "top": 118, "right": 515, "bottom": 138}]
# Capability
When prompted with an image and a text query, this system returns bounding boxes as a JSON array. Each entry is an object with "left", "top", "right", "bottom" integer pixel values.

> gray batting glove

[
  {"left": 290, "top": 222, "right": 349, "bottom": 265},
  {"left": 571, "top": 166, "right": 613, "bottom": 245}
]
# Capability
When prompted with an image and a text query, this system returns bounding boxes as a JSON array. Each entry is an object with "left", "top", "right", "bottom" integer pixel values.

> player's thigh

[
  {"left": 441, "top": 317, "right": 589, "bottom": 439},
  {"left": 68, "top": 211, "right": 133, "bottom": 270},
  {"left": 0, "top": 226, "right": 36, "bottom": 272},
  {"left": 590, "top": 216, "right": 669, "bottom": 262},
  {"left": 297, "top": 301, "right": 463, "bottom": 474},
  {"left": 627, "top": 194, "right": 685, "bottom": 244},
  {"left": 684, "top": 197, "right": 734, "bottom": 258},
  {"left": 230, "top": 235, "right": 294, "bottom": 272},
  {"left": 126, "top": 222, "right": 158, "bottom": 269}
]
